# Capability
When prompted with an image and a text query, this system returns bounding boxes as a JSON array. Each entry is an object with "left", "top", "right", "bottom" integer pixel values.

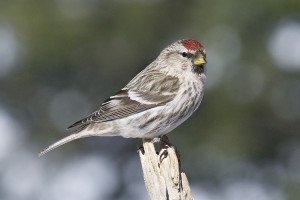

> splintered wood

[{"left": 138, "top": 139, "right": 193, "bottom": 200}]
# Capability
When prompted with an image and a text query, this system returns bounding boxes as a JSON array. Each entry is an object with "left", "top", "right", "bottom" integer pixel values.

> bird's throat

[{"left": 192, "top": 64, "right": 204, "bottom": 74}]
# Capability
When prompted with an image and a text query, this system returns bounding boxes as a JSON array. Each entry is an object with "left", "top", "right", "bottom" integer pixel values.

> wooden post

[{"left": 138, "top": 137, "right": 193, "bottom": 200}]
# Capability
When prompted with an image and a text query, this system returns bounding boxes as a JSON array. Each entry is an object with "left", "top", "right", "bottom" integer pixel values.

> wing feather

[{"left": 67, "top": 72, "right": 179, "bottom": 129}]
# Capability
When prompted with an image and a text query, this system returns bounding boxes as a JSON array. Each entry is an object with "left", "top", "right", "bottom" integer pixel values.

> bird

[{"left": 39, "top": 39, "right": 207, "bottom": 156}]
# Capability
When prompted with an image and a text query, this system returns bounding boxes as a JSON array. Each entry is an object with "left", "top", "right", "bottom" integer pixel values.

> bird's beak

[{"left": 193, "top": 56, "right": 206, "bottom": 65}]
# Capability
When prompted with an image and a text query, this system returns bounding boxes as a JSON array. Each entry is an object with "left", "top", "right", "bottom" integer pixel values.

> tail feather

[{"left": 39, "top": 132, "right": 93, "bottom": 157}]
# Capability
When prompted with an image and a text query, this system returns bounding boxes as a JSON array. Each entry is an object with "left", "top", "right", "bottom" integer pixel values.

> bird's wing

[{"left": 67, "top": 73, "right": 179, "bottom": 129}]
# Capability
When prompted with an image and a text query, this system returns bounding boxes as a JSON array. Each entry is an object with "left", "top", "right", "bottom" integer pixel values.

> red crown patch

[{"left": 182, "top": 39, "right": 203, "bottom": 50}]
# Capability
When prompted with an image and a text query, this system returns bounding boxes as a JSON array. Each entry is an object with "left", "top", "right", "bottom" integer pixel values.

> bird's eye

[{"left": 181, "top": 52, "right": 193, "bottom": 58}]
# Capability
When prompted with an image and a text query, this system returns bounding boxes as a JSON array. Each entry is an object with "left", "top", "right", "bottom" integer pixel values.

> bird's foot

[
  {"left": 160, "top": 135, "right": 172, "bottom": 147},
  {"left": 137, "top": 145, "right": 145, "bottom": 154}
]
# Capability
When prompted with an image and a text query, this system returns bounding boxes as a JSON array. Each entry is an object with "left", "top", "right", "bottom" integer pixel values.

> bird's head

[{"left": 157, "top": 39, "right": 207, "bottom": 76}]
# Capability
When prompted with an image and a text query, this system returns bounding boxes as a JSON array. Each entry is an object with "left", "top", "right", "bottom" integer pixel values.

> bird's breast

[{"left": 166, "top": 78, "right": 204, "bottom": 122}]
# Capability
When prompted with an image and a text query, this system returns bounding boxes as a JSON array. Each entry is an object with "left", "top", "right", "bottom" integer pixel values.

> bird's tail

[
  {"left": 39, "top": 122, "right": 117, "bottom": 157},
  {"left": 39, "top": 122, "right": 118, "bottom": 157},
  {"left": 39, "top": 130, "right": 96, "bottom": 157}
]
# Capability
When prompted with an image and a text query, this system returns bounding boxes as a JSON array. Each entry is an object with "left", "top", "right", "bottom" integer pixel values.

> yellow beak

[{"left": 193, "top": 57, "right": 206, "bottom": 65}]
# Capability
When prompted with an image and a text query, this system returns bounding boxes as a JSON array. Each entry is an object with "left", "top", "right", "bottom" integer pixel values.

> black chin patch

[{"left": 192, "top": 64, "right": 204, "bottom": 74}]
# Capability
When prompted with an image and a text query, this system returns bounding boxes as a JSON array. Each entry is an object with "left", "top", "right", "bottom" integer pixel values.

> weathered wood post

[{"left": 138, "top": 137, "right": 193, "bottom": 200}]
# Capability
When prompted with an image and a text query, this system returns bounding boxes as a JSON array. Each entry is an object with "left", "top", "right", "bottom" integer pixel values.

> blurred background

[{"left": 0, "top": 0, "right": 299, "bottom": 199}]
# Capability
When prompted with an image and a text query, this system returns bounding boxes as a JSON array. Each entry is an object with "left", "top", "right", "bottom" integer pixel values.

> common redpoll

[{"left": 40, "top": 39, "right": 207, "bottom": 156}]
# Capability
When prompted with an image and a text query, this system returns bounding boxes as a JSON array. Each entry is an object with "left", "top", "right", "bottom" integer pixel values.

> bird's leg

[
  {"left": 152, "top": 137, "right": 161, "bottom": 143},
  {"left": 137, "top": 144, "right": 145, "bottom": 154},
  {"left": 159, "top": 135, "right": 181, "bottom": 168},
  {"left": 138, "top": 136, "right": 174, "bottom": 155},
  {"left": 160, "top": 135, "right": 172, "bottom": 147}
]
